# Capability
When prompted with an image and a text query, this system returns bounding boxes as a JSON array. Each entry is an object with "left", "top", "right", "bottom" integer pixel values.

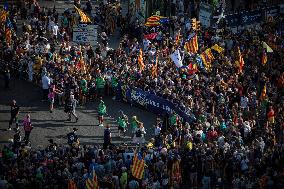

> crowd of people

[{"left": 1, "top": 0, "right": 284, "bottom": 189}]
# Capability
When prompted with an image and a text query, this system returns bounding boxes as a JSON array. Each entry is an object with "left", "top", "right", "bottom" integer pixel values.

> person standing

[
  {"left": 67, "top": 128, "right": 79, "bottom": 147},
  {"left": 130, "top": 116, "right": 140, "bottom": 138},
  {"left": 42, "top": 73, "right": 50, "bottom": 101},
  {"left": 23, "top": 114, "right": 33, "bottom": 144},
  {"left": 103, "top": 124, "right": 111, "bottom": 149},
  {"left": 98, "top": 98, "right": 107, "bottom": 127},
  {"left": 95, "top": 74, "right": 106, "bottom": 98},
  {"left": 66, "top": 94, "right": 79, "bottom": 122},
  {"left": 8, "top": 100, "right": 20, "bottom": 130}
]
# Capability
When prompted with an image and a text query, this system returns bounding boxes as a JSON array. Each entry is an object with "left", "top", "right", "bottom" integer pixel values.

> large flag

[
  {"left": 68, "top": 180, "right": 77, "bottom": 189},
  {"left": 200, "top": 48, "right": 214, "bottom": 70},
  {"left": 211, "top": 44, "right": 224, "bottom": 53},
  {"left": 74, "top": 5, "right": 91, "bottom": 23},
  {"left": 170, "top": 49, "right": 183, "bottom": 68},
  {"left": 237, "top": 47, "right": 244, "bottom": 73},
  {"left": 184, "top": 34, "right": 198, "bottom": 54},
  {"left": 151, "top": 53, "right": 158, "bottom": 78},
  {"left": 138, "top": 49, "right": 145, "bottom": 71},
  {"left": 131, "top": 153, "right": 145, "bottom": 179},
  {"left": 262, "top": 41, "right": 273, "bottom": 53},
  {"left": 260, "top": 84, "right": 267, "bottom": 101},
  {"left": 86, "top": 168, "right": 99, "bottom": 189},
  {"left": 262, "top": 49, "right": 268, "bottom": 65}
]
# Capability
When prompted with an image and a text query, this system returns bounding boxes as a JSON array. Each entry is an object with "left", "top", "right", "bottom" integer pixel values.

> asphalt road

[{"left": 0, "top": 78, "right": 157, "bottom": 148}]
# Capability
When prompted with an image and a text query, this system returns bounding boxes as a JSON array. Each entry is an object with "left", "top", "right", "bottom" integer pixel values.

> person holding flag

[{"left": 98, "top": 97, "right": 107, "bottom": 127}]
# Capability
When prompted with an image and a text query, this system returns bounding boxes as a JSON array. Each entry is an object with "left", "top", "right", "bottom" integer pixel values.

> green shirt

[
  {"left": 98, "top": 102, "right": 106, "bottom": 115},
  {"left": 118, "top": 117, "right": 127, "bottom": 128},
  {"left": 111, "top": 77, "right": 119, "bottom": 88},
  {"left": 80, "top": 79, "right": 88, "bottom": 93},
  {"left": 170, "top": 115, "right": 177, "bottom": 126},
  {"left": 96, "top": 77, "right": 106, "bottom": 89}
]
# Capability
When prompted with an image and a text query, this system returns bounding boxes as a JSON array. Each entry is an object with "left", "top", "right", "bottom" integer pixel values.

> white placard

[
  {"left": 73, "top": 24, "right": 98, "bottom": 47},
  {"left": 199, "top": 2, "right": 213, "bottom": 28}
]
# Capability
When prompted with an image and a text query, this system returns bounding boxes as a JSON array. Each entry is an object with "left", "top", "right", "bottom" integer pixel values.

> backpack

[{"left": 136, "top": 129, "right": 142, "bottom": 137}]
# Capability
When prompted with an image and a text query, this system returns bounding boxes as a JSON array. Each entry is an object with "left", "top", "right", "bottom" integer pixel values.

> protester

[
  {"left": 103, "top": 124, "right": 111, "bottom": 149},
  {"left": 98, "top": 98, "right": 107, "bottom": 127},
  {"left": 8, "top": 100, "right": 20, "bottom": 130},
  {"left": 66, "top": 93, "right": 79, "bottom": 122},
  {"left": 67, "top": 127, "right": 79, "bottom": 147},
  {"left": 23, "top": 114, "right": 33, "bottom": 144},
  {"left": 117, "top": 110, "right": 128, "bottom": 137}
]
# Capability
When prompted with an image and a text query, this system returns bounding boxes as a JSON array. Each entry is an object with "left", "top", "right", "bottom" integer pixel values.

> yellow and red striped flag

[
  {"left": 0, "top": 10, "right": 7, "bottom": 24},
  {"left": 86, "top": 169, "right": 99, "bottom": 189},
  {"left": 260, "top": 84, "right": 267, "bottom": 101},
  {"left": 184, "top": 34, "right": 198, "bottom": 54},
  {"left": 5, "top": 28, "right": 12, "bottom": 44},
  {"left": 68, "top": 180, "right": 77, "bottom": 189},
  {"left": 237, "top": 47, "right": 244, "bottom": 73},
  {"left": 175, "top": 30, "right": 181, "bottom": 45},
  {"left": 138, "top": 48, "right": 145, "bottom": 71},
  {"left": 262, "top": 50, "right": 267, "bottom": 65},
  {"left": 74, "top": 5, "right": 91, "bottom": 23},
  {"left": 151, "top": 53, "right": 158, "bottom": 78},
  {"left": 131, "top": 153, "right": 145, "bottom": 179}
]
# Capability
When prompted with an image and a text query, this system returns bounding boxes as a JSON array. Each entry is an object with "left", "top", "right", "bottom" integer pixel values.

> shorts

[
  {"left": 49, "top": 98, "right": 54, "bottom": 104},
  {"left": 98, "top": 112, "right": 104, "bottom": 117}
]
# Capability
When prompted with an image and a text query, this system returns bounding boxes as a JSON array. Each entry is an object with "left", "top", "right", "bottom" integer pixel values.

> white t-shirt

[{"left": 52, "top": 25, "right": 59, "bottom": 36}]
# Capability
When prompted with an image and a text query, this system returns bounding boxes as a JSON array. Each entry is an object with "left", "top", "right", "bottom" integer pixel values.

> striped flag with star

[
  {"left": 86, "top": 168, "right": 99, "bottom": 189},
  {"left": 151, "top": 53, "right": 158, "bottom": 78},
  {"left": 237, "top": 47, "right": 244, "bottom": 73},
  {"left": 0, "top": 10, "right": 7, "bottom": 24},
  {"left": 131, "top": 153, "right": 145, "bottom": 179},
  {"left": 184, "top": 34, "right": 198, "bottom": 54},
  {"left": 138, "top": 48, "right": 145, "bottom": 71},
  {"left": 74, "top": 5, "right": 91, "bottom": 23}
]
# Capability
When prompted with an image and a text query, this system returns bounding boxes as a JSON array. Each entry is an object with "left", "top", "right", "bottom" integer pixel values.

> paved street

[{"left": 0, "top": 79, "right": 157, "bottom": 148}]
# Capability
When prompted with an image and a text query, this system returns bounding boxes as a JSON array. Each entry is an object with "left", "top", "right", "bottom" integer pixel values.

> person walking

[
  {"left": 130, "top": 116, "right": 140, "bottom": 138},
  {"left": 65, "top": 93, "right": 79, "bottom": 122},
  {"left": 8, "top": 100, "right": 20, "bottom": 130},
  {"left": 103, "top": 124, "right": 111, "bottom": 149},
  {"left": 133, "top": 122, "right": 146, "bottom": 147},
  {"left": 117, "top": 110, "right": 128, "bottom": 137},
  {"left": 42, "top": 73, "right": 51, "bottom": 101},
  {"left": 23, "top": 114, "right": 33, "bottom": 144},
  {"left": 98, "top": 98, "right": 107, "bottom": 127}
]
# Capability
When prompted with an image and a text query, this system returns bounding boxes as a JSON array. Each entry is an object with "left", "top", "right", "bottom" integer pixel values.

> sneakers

[
  {"left": 99, "top": 124, "right": 103, "bottom": 127},
  {"left": 7, "top": 127, "right": 12, "bottom": 131}
]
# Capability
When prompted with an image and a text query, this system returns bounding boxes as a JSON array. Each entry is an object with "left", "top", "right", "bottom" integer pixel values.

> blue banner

[{"left": 123, "top": 87, "right": 196, "bottom": 123}]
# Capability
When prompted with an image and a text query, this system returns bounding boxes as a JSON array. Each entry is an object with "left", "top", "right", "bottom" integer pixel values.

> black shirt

[
  {"left": 67, "top": 132, "right": 78, "bottom": 145},
  {"left": 11, "top": 104, "right": 19, "bottom": 116}
]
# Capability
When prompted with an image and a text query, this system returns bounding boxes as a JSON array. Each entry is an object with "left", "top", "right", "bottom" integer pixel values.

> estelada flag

[
  {"left": 74, "top": 5, "right": 91, "bottom": 23},
  {"left": 5, "top": 27, "right": 12, "bottom": 44},
  {"left": 184, "top": 34, "right": 198, "bottom": 54},
  {"left": 0, "top": 10, "right": 7, "bottom": 24},
  {"left": 86, "top": 168, "right": 99, "bottom": 189},
  {"left": 138, "top": 49, "right": 145, "bottom": 71},
  {"left": 262, "top": 49, "right": 267, "bottom": 65},
  {"left": 131, "top": 153, "right": 145, "bottom": 179}
]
